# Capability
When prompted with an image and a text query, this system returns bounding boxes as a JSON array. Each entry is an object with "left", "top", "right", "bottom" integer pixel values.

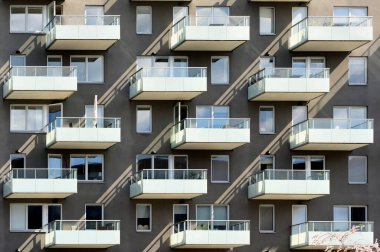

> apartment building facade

[{"left": 0, "top": 0, "right": 378, "bottom": 251}]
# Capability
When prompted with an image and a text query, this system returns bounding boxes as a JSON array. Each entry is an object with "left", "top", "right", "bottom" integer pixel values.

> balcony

[
  {"left": 248, "top": 169, "right": 330, "bottom": 200},
  {"left": 171, "top": 118, "right": 250, "bottom": 150},
  {"left": 170, "top": 16, "right": 250, "bottom": 51},
  {"left": 170, "top": 220, "right": 250, "bottom": 249},
  {"left": 3, "top": 168, "right": 77, "bottom": 199},
  {"left": 45, "top": 220, "right": 120, "bottom": 248},
  {"left": 290, "top": 119, "right": 374, "bottom": 151},
  {"left": 3, "top": 66, "right": 77, "bottom": 100},
  {"left": 46, "top": 117, "right": 121, "bottom": 149},
  {"left": 45, "top": 15, "right": 120, "bottom": 50},
  {"left": 248, "top": 68, "right": 329, "bottom": 101},
  {"left": 130, "top": 169, "right": 207, "bottom": 199},
  {"left": 129, "top": 67, "right": 207, "bottom": 100},
  {"left": 289, "top": 17, "right": 373, "bottom": 51},
  {"left": 290, "top": 221, "right": 374, "bottom": 249}
]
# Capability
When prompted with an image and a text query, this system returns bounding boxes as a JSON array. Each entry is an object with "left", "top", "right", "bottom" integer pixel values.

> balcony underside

[
  {"left": 5, "top": 90, "right": 75, "bottom": 100},
  {"left": 292, "top": 142, "right": 370, "bottom": 151},
  {"left": 172, "top": 40, "right": 246, "bottom": 51},
  {"left": 249, "top": 92, "right": 326, "bottom": 101},
  {"left": 131, "top": 91, "right": 204, "bottom": 100},
  {"left": 250, "top": 193, "right": 326, "bottom": 200},
  {"left": 172, "top": 244, "right": 247, "bottom": 249},
  {"left": 291, "top": 40, "right": 370, "bottom": 52},
  {"left": 47, "top": 244, "right": 117, "bottom": 248},
  {"left": 4, "top": 192, "right": 74, "bottom": 199},
  {"left": 47, "top": 39, "right": 118, "bottom": 50},
  {"left": 132, "top": 193, "right": 205, "bottom": 199},
  {"left": 173, "top": 142, "right": 248, "bottom": 150},
  {"left": 47, "top": 141, "right": 118, "bottom": 149}
]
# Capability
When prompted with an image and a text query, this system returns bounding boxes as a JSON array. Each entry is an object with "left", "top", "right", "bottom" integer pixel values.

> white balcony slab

[
  {"left": 3, "top": 178, "right": 77, "bottom": 199},
  {"left": 3, "top": 76, "right": 77, "bottom": 100},
  {"left": 248, "top": 77, "right": 329, "bottom": 101},
  {"left": 171, "top": 23, "right": 250, "bottom": 51},
  {"left": 130, "top": 76, "right": 207, "bottom": 100},
  {"left": 46, "top": 128, "right": 121, "bottom": 149},
  {"left": 130, "top": 179, "right": 207, "bottom": 199},
  {"left": 46, "top": 25, "right": 120, "bottom": 50},
  {"left": 291, "top": 128, "right": 374, "bottom": 151},
  {"left": 248, "top": 180, "right": 329, "bottom": 200},
  {"left": 291, "top": 230, "right": 374, "bottom": 249},
  {"left": 45, "top": 230, "right": 120, "bottom": 248},
  {"left": 289, "top": 24, "right": 373, "bottom": 51},
  {"left": 171, "top": 128, "right": 250, "bottom": 150},
  {"left": 170, "top": 230, "right": 250, "bottom": 249}
]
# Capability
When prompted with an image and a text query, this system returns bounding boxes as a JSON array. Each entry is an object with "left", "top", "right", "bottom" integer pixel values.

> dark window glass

[
  {"left": 87, "top": 155, "right": 102, "bottom": 180},
  {"left": 48, "top": 205, "right": 61, "bottom": 223},
  {"left": 71, "top": 156, "right": 86, "bottom": 180},
  {"left": 351, "top": 207, "right": 366, "bottom": 222},
  {"left": 28, "top": 205, "right": 42, "bottom": 229}
]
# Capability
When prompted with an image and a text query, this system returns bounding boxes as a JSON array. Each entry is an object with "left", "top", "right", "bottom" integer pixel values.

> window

[
  {"left": 70, "top": 154, "right": 103, "bottom": 181},
  {"left": 196, "top": 205, "right": 228, "bottom": 230},
  {"left": 10, "top": 204, "right": 61, "bottom": 232},
  {"left": 260, "top": 7, "right": 275, "bottom": 35},
  {"left": 173, "top": 6, "right": 188, "bottom": 25},
  {"left": 333, "top": 106, "right": 367, "bottom": 128},
  {"left": 10, "top": 6, "right": 44, "bottom": 33},
  {"left": 259, "top": 106, "right": 275, "bottom": 134},
  {"left": 10, "top": 154, "right": 26, "bottom": 169},
  {"left": 292, "top": 205, "right": 307, "bottom": 225},
  {"left": 260, "top": 155, "right": 275, "bottom": 171},
  {"left": 196, "top": 7, "right": 229, "bottom": 25},
  {"left": 349, "top": 57, "right": 367, "bottom": 85},
  {"left": 196, "top": 106, "right": 229, "bottom": 128},
  {"left": 211, "top": 155, "right": 229, "bottom": 183},
  {"left": 10, "top": 105, "right": 45, "bottom": 132},
  {"left": 292, "top": 57, "right": 325, "bottom": 77},
  {"left": 259, "top": 205, "right": 275, "bottom": 233},
  {"left": 47, "top": 56, "right": 62, "bottom": 76},
  {"left": 259, "top": 57, "right": 275, "bottom": 70},
  {"left": 136, "top": 106, "right": 152, "bottom": 133},
  {"left": 136, "top": 204, "right": 151, "bottom": 232},
  {"left": 333, "top": 7, "right": 368, "bottom": 26},
  {"left": 136, "top": 6, "right": 152, "bottom": 34},
  {"left": 70, "top": 56, "right": 104, "bottom": 83},
  {"left": 85, "top": 204, "right": 104, "bottom": 229},
  {"left": 136, "top": 155, "right": 187, "bottom": 171},
  {"left": 348, "top": 156, "right": 367, "bottom": 184},
  {"left": 136, "top": 56, "right": 188, "bottom": 77},
  {"left": 85, "top": 6, "right": 104, "bottom": 25},
  {"left": 211, "top": 56, "right": 229, "bottom": 85},
  {"left": 173, "top": 205, "right": 188, "bottom": 224},
  {"left": 292, "top": 156, "right": 325, "bottom": 179},
  {"left": 333, "top": 205, "right": 367, "bottom": 230}
]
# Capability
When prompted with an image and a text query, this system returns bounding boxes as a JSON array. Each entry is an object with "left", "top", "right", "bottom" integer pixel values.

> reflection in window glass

[
  {"left": 349, "top": 57, "right": 367, "bottom": 85},
  {"left": 137, "top": 106, "right": 152, "bottom": 133},
  {"left": 71, "top": 57, "right": 86, "bottom": 82},
  {"left": 211, "top": 57, "right": 229, "bottom": 84},
  {"left": 88, "top": 155, "right": 103, "bottom": 180},
  {"left": 211, "top": 155, "right": 229, "bottom": 183},
  {"left": 136, "top": 6, "right": 152, "bottom": 34},
  {"left": 137, "top": 204, "right": 151, "bottom": 231},
  {"left": 88, "top": 57, "right": 103, "bottom": 83},
  {"left": 259, "top": 107, "right": 275, "bottom": 134}
]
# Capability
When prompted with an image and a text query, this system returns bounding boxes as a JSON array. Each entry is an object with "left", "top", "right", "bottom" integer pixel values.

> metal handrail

[
  {"left": 291, "top": 221, "right": 374, "bottom": 233},
  {"left": 172, "top": 118, "right": 250, "bottom": 134},
  {"left": 132, "top": 169, "right": 207, "bottom": 183},
  {"left": 47, "top": 117, "right": 121, "bottom": 133},
  {"left": 47, "top": 220, "right": 121, "bottom": 232},
  {"left": 3, "top": 66, "right": 77, "bottom": 82},
  {"left": 4, "top": 168, "right": 77, "bottom": 182},
  {"left": 172, "top": 220, "right": 250, "bottom": 234},
  {"left": 248, "top": 67, "right": 329, "bottom": 86},
  {"left": 128, "top": 67, "right": 207, "bottom": 86},
  {"left": 249, "top": 169, "right": 330, "bottom": 184}
]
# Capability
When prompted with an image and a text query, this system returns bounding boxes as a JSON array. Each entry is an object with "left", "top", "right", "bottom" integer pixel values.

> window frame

[
  {"left": 9, "top": 203, "right": 62, "bottom": 232},
  {"left": 10, "top": 5, "right": 46, "bottom": 34},
  {"left": 348, "top": 156, "right": 367, "bottom": 184},
  {"left": 85, "top": 203, "right": 104, "bottom": 220},
  {"left": 195, "top": 204, "right": 229, "bottom": 221},
  {"left": 173, "top": 204, "right": 189, "bottom": 224},
  {"left": 333, "top": 205, "right": 367, "bottom": 222},
  {"left": 10, "top": 104, "right": 47, "bottom": 133},
  {"left": 211, "top": 56, "right": 229, "bottom": 85},
  {"left": 136, "top": 6, "right": 152, "bottom": 35},
  {"left": 211, "top": 155, "right": 230, "bottom": 183},
  {"left": 259, "top": 7, "right": 276, "bottom": 35},
  {"left": 69, "top": 154, "right": 104, "bottom": 182},
  {"left": 291, "top": 155, "right": 326, "bottom": 170},
  {"left": 69, "top": 55, "right": 104, "bottom": 84},
  {"left": 348, "top": 57, "right": 367, "bottom": 86},
  {"left": 10, "top": 153, "right": 26, "bottom": 169},
  {"left": 259, "top": 204, "right": 275, "bottom": 233},
  {"left": 259, "top": 106, "right": 275, "bottom": 134},
  {"left": 260, "top": 155, "right": 275, "bottom": 171},
  {"left": 135, "top": 154, "right": 188, "bottom": 172},
  {"left": 136, "top": 204, "right": 152, "bottom": 232},
  {"left": 136, "top": 105, "right": 152, "bottom": 134}
]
